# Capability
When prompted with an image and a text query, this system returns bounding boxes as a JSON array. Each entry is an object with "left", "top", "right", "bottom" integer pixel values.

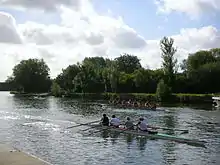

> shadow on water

[
  {"left": 161, "top": 142, "right": 177, "bottom": 165},
  {"left": 136, "top": 136, "right": 148, "bottom": 151},
  {"left": 97, "top": 128, "right": 149, "bottom": 151},
  {"left": 12, "top": 96, "right": 50, "bottom": 110},
  {"left": 52, "top": 98, "right": 105, "bottom": 117}
]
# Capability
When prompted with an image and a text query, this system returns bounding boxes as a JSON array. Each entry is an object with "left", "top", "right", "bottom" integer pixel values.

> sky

[{"left": 0, "top": 0, "right": 220, "bottom": 81}]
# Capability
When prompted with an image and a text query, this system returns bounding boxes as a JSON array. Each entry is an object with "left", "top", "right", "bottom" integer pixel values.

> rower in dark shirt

[{"left": 101, "top": 114, "right": 109, "bottom": 126}]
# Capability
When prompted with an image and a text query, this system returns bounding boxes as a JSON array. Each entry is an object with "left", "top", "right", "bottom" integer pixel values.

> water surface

[{"left": 0, "top": 92, "right": 219, "bottom": 165}]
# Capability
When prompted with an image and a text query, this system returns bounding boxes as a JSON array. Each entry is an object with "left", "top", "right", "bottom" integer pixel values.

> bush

[
  {"left": 156, "top": 79, "right": 172, "bottom": 101},
  {"left": 51, "top": 82, "right": 62, "bottom": 97}
]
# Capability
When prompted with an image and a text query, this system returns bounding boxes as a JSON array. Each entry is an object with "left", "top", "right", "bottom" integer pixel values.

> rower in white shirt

[
  {"left": 110, "top": 115, "right": 120, "bottom": 128},
  {"left": 137, "top": 117, "right": 148, "bottom": 131},
  {"left": 137, "top": 117, "right": 158, "bottom": 134}
]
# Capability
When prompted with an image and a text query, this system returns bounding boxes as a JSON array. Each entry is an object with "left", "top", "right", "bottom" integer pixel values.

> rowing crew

[
  {"left": 109, "top": 99, "right": 158, "bottom": 109},
  {"left": 101, "top": 114, "right": 157, "bottom": 134}
]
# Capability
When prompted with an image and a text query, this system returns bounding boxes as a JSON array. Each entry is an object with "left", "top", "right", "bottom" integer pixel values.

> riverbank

[
  {"left": 9, "top": 91, "right": 220, "bottom": 104},
  {"left": 0, "top": 143, "right": 51, "bottom": 165},
  {"left": 62, "top": 92, "right": 219, "bottom": 104}
]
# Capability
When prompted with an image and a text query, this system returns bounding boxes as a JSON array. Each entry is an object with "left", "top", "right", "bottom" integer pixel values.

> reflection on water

[{"left": 0, "top": 92, "right": 219, "bottom": 165}]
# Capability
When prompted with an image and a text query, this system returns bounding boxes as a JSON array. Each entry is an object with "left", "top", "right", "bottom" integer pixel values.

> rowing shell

[
  {"left": 89, "top": 125, "right": 207, "bottom": 147},
  {"left": 110, "top": 105, "right": 166, "bottom": 111}
]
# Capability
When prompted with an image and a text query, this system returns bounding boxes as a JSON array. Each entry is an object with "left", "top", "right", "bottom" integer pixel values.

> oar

[
  {"left": 148, "top": 126, "right": 189, "bottom": 133},
  {"left": 81, "top": 124, "right": 102, "bottom": 131},
  {"left": 66, "top": 120, "right": 100, "bottom": 129},
  {"left": 86, "top": 124, "right": 133, "bottom": 136}
]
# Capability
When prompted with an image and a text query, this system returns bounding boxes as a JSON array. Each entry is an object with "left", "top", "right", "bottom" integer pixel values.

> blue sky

[
  {"left": 1, "top": 0, "right": 220, "bottom": 40},
  {"left": 92, "top": 0, "right": 220, "bottom": 39}
]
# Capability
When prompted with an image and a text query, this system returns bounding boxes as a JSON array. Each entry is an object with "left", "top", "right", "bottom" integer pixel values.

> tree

[
  {"left": 115, "top": 53, "right": 142, "bottom": 74},
  {"left": 156, "top": 79, "right": 172, "bottom": 101},
  {"left": 12, "top": 59, "right": 51, "bottom": 93},
  {"left": 109, "top": 61, "right": 119, "bottom": 93},
  {"left": 133, "top": 68, "right": 153, "bottom": 93},
  {"left": 55, "top": 64, "right": 80, "bottom": 91},
  {"left": 51, "top": 81, "right": 62, "bottom": 97},
  {"left": 83, "top": 57, "right": 107, "bottom": 69},
  {"left": 102, "top": 67, "right": 110, "bottom": 92},
  {"left": 160, "top": 37, "right": 178, "bottom": 89},
  {"left": 186, "top": 50, "right": 216, "bottom": 71},
  {"left": 210, "top": 48, "right": 220, "bottom": 61}
]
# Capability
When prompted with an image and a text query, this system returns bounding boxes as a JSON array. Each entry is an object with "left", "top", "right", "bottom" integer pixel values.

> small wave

[
  {"left": 0, "top": 110, "right": 18, "bottom": 115},
  {"left": 23, "top": 121, "right": 61, "bottom": 131},
  {"left": 23, "top": 115, "right": 76, "bottom": 124},
  {"left": 0, "top": 115, "right": 20, "bottom": 120}
]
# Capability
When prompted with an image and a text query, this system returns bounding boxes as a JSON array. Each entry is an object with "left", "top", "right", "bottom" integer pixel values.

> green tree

[
  {"left": 210, "top": 48, "right": 220, "bottom": 61},
  {"left": 109, "top": 61, "right": 119, "bottom": 93},
  {"left": 102, "top": 67, "right": 110, "bottom": 92},
  {"left": 160, "top": 37, "right": 178, "bottom": 89},
  {"left": 55, "top": 64, "right": 80, "bottom": 91},
  {"left": 156, "top": 79, "right": 172, "bottom": 101},
  {"left": 186, "top": 50, "right": 216, "bottom": 71},
  {"left": 118, "top": 72, "right": 134, "bottom": 93},
  {"left": 12, "top": 59, "right": 51, "bottom": 93},
  {"left": 51, "top": 81, "right": 62, "bottom": 97},
  {"left": 115, "top": 53, "right": 142, "bottom": 74}
]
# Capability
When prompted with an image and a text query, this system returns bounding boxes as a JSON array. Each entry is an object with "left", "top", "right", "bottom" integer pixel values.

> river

[{"left": 0, "top": 92, "right": 219, "bottom": 165}]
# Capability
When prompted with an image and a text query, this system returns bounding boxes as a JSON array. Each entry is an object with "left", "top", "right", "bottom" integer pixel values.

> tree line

[{"left": 6, "top": 37, "right": 220, "bottom": 100}]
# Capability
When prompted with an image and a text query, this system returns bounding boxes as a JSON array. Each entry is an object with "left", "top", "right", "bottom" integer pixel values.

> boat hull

[
  {"left": 110, "top": 105, "right": 165, "bottom": 111},
  {"left": 91, "top": 125, "right": 207, "bottom": 147}
]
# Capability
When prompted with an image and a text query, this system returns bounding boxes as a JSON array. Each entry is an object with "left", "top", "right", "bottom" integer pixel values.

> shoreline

[
  {"left": 9, "top": 91, "right": 219, "bottom": 104},
  {"left": 58, "top": 92, "right": 217, "bottom": 104},
  {"left": 0, "top": 143, "right": 52, "bottom": 165}
]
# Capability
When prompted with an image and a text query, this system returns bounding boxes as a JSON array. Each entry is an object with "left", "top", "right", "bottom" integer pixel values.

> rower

[
  {"left": 144, "top": 101, "right": 150, "bottom": 108},
  {"left": 137, "top": 117, "right": 157, "bottom": 134},
  {"left": 110, "top": 115, "right": 120, "bottom": 128},
  {"left": 126, "top": 99, "right": 132, "bottom": 106},
  {"left": 125, "top": 117, "right": 134, "bottom": 130},
  {"left": 101, "top": 114, "right": 109, "bottom": 126},
  {"left": 151, "top": 103, "right": 157, "bottom": 110},
  {"left": 137, "top": 117, "right": 148, "bottom": 131}
]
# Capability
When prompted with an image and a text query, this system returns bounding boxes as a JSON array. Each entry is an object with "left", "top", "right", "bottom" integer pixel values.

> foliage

[
  {"left": 160, "top": 37, "right": 178, "bottom": 89},
  {"left": 156, "top": 79, "right": 172, "bottom": 101},
  {"left": 115, "top": 53, "right": 142, "bottom": 74},
  {"left": 51, "top": 81, "right": 62, "bottom": 97},
  {"left": 11, "top": 59, "right": 51, "bottom": 93}
]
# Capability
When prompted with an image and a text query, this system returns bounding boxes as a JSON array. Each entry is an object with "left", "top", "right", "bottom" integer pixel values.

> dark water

[{"left": 0, "top": 92, "right": 219, "bottom": 165}]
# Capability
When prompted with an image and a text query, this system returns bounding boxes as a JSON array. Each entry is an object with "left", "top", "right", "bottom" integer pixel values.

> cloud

[
  {"left": 155, "top": 0, "right": 220, "bottom": 19},
  {"left": 0, "top": 12, "right": 22, "bottom": 44},
  {"left": 0, "top": 0, "right": 84, "bottom": 11},
  {"left": 0, "top": 1, "right": 220, "bottom": 81}
]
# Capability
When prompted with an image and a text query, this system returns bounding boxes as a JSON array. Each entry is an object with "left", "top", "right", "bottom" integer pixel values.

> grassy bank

[
  {"left": 63, "top": 92, "right": 219, "bottom": 104},
  {"left": 9, "top": 91, "right": 220, "bottom": 104}
]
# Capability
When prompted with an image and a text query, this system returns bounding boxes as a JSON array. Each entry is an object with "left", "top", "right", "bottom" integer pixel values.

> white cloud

[
  {"left": 0, "top": 0, "right": 83, "bottom": 11},
  {"left": 0, "top": 12, "right": 22, "bottom": 44},
  {"left": 0, "top": 1, "right": 220, "bottom": 81},
  {"left": 155, "top": 0, "right": 220, "bottom": 19}
]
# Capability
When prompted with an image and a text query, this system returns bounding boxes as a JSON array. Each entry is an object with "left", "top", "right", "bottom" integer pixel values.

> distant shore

[
  {"left": 63, "top": 92, "right": 218, "bottom": 104},
  {"left": 9, "top": 91, "right": 219, "bottom": 104}
]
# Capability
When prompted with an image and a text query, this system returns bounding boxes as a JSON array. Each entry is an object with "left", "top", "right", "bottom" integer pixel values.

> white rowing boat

[
  {"left": 110, "top": 105, "right": 166, "bottom": 111},
  {"left": 88, "top": 125, "right": 207, "bottom": 147}
]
